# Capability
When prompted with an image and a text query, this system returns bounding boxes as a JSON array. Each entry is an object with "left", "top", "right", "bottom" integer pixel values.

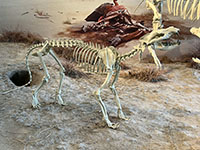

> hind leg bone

[
  {"left": 49, "top": 49, "right": 66, "bottom": 105},
  {"left": 32, "top": 52, "right": 50, "bottom": 108}
]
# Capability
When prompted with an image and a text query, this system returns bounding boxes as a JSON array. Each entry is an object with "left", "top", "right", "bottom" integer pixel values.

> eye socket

[{"left": 171, "top": 32, "right": 180, "bottom": 40}]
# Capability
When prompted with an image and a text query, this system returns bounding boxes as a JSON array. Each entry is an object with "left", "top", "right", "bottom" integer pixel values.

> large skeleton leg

[
  {"left": 110, "top": 66, "right": 129, "bottom": 120},
  {"left": 146, "top": 0, "right": 163, "bottom": 30},
  {"left": 49, "top": 49, "right": 66, "bottom": 105},
  {"left": 94, "top": 69, "right": 119, "bottom": 129},
  {"left": 32, "top": 51, "right": 50, "bottom": 108},
  {"left": 148, "top": 46, "right": 162, "bottom": 69}
]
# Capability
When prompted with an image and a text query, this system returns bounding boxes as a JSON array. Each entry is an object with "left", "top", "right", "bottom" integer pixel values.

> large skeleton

[
  {"left": 24, "top": 27, "right": 179, "bottom": 128},
  {"left": 138, "top": 26, "right": 180, "bottom": 68},
  {"left": 138, "top": 0, "right": 167, "bottom": 69},
  {"left": 140, "top": 0, "right": 200, "bottom": 68},
  {"left": 145, "top": 0, "right": 200, "bottom": 36}
]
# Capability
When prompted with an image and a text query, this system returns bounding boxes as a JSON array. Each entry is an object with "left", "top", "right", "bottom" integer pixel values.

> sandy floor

[
  {"left": 0, "top": 41, "right": 200, "bottom": 150},
  {"left": 0, "top": 1, "right": 200, "bottom": 150}
]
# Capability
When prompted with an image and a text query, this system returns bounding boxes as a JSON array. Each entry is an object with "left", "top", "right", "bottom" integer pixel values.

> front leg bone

[
  {"left": 32, "top": 51, "right": 50, "bottom": 108},
  {"left": 148, "top": 46, "right": 162, "bottom": 69},
  {"left": 94, "top": 70, "right": 119, "bottom": 129}
]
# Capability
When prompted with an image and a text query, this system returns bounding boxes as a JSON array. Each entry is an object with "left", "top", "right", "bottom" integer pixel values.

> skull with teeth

[
  {"left": 140, "top": 26, "right": 180, "bottom": 50},
  {"left": 138, "top": 26, "right": 180, "bottom": 69}
]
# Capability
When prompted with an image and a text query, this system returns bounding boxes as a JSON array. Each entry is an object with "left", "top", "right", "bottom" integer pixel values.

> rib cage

[
  {"left": 72, "top": 42, "right": 107, "bottom": 73},
  {"left": 167, "top": 0, "right": 200, "bottom": 20},
  {"left": 45, "top": 39, "right": 108, "bottom": 73}
]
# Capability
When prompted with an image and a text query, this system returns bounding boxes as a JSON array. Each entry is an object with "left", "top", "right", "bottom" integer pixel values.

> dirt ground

[
  {"left": 0, "top": 0, "right": 199, "bottom": 38},
  {"left": 0, "top": 40, "right": 200, "bottom": 150},
  {"left": 1, "top": 0, "right": 200, "bottom": 150}
]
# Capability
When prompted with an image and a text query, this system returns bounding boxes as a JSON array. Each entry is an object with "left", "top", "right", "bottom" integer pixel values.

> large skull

[{"left": 140, "top": 26, "right": 180, "bottom": 50}]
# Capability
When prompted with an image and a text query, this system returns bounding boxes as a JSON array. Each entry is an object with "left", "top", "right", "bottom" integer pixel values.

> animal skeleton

[
  {"left": 138, "top": 26, "right": 180, "bottom": 68},
  {"left": 1, "top": 1, "right": 182, "bottom": 129},
  {"left": 26, "top": 39, "right": 133, "bottom": 129},
  {"left": 23, "top": 29, "right": 179, "bottom": 128},
  {"left": 138, "top": 0, "right": 181, "bottom": 69},
  {"left": 146, "top": 0, "right": 164, "bottom": 30},
  {"left": 144, "top": 0, "right": 171, "bottom": 69},
  {"left": 146, "top": 0, "right": 200, "bottom": 37},
  {"left": 139, "top": 0, "right": 200, "bottom": 69}
]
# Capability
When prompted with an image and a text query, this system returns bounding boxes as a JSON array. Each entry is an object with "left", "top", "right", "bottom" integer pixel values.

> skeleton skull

[{"left": 140, "top": 26, "right": 180, "bottom": 51}]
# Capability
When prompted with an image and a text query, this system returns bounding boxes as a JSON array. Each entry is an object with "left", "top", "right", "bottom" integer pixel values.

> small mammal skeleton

[
  {"left": 25, "top": 39, "right": 134, "bottom": 129},
  {"left": 23, "top": 32, "right": 179, "bottom": 128}
]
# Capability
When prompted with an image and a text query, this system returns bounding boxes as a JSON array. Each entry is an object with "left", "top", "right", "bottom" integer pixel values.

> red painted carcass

[{"left": 83, "top": 0, "right": 151, "bottom": 46}]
